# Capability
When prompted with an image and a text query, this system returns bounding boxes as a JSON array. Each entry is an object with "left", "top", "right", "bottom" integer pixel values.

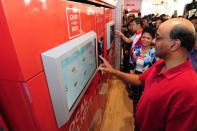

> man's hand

[
  {"left": 115, "top": 30, "right": 124, "bottom": 38},
  {"left": 98, "top": 55, "right": 115, "bottom": 74},
  {"left": 116, "top": 30, "right": 132, "bottom": 44},
  {"left": 98, "top": 56, "right": 142, "bottom": 86}
]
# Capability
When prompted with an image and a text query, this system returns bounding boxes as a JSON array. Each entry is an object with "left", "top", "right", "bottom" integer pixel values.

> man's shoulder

[
  {"left": 182, "top": 69, "right": 197, "bottom": 82},
  {"left": 175, "top": 70, "right": 197, "bottom": 102},
  {"left": 173, "top": 69, "right": 197, "bottom": 92}
]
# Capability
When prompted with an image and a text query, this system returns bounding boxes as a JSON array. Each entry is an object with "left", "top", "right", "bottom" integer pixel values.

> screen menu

[{"left": 61, "top": 39, "right": 97, "bottom": 110}]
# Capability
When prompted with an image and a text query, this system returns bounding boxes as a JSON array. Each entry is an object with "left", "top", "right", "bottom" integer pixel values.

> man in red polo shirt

[{"left": 99, "top": 18, "right": 197, "bottom": 131}]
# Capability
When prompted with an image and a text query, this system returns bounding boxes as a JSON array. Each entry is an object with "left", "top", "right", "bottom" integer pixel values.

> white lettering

[
  {"left": 75, "top": 111, "right": 80, "bottom": 122},
  {"left": 72, "top": 26, "right": 78, "bottom": 32},
  {"left": 70, "top": 14, "right": 78, "bottom": 21},
  {"left": 76, "top": 125, "right": 81, "bottom": 131},
  {"left": 69, "top": 120, "right": 76, "bottom": 131},
  {"left": 68, "top": 97, "right": 94, "bottom": 130},
  {"left": 80, "top": 103, "right": 85, "bottom": 121}
]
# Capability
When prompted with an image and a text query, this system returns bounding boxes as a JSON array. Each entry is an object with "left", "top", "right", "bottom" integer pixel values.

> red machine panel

[
  {"left": 0, "top": 79, "right": 40, "bottom": 131},
  {"left": 103, "top": 8, "right": 113, "bottom": 58},
  {"left": 0, "top": 0, "right": 104, "bottom": 130},
  {"left": 0, "top": 0, "right": 66, "bottom": 81},
  {"left": 95, "top": 7, "right": 104, "bottom": 66},
  {"left": 27, "top": 72, "right": 100, "bottom": 131},
  {"left": 95, "top": 7, "right": 104, "bottom": 40},
  {"left": 0, "top": 72, "right": 101, "bottom": 131},
  {"left": 105, "top": 8, "right": 113, "bottom": 23},
  {"left": 0, "top": 0, "right": 96, "bottom": 81}
]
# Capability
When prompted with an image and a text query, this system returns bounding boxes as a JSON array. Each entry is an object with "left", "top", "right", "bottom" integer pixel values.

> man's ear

[{"left": 170, "top": 39, "right": 181, "bottom": 51}]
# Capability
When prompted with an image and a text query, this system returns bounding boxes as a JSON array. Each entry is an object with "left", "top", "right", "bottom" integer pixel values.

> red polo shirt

[{"left": 137, "top": 58, "right": 197, "bottom": 131}]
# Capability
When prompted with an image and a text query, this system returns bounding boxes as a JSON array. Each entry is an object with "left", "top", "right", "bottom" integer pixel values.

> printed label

[{"left": 66, "top": 8, "right": 81, "bottom": 39}]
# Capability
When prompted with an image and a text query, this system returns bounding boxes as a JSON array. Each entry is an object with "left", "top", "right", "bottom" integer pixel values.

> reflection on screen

[
  {"left": 110, "top": 25, "right": 115, "bottom": 44},
  {"left": 61, "top": 39, "right": 97, "bottom": 110}
]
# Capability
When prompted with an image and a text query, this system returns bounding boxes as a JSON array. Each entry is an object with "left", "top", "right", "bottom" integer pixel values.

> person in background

[
  {"left": 130, "top": 27, "right": 157, "bottom": 75},
  {"left": 127, "top": 14, "right": 135, "bottom": 25},
  {"left": 122, "top": 21, "right": 134, "bottom": 73},
  {"left": 171, "top": 10, "right": 178, "bottom": 18},
  {"left": 189, "top": 15, "right": 197, "bottom": 31},
  {"left": 155, "top": 17, "right": 164, "bottom": 30},
  {"left": 129, "top": 27, "right": 158, "bottom": 117},
  {"left": 116, "top": 18, "right": 143, "bottom": 49},
  {"left": 142, "top": 16, "right": 149, "bottom": 28},
  {"left": 188, "top": 37, "right": 197, "bottom": 72},
  {"left": 160, "top": 14, "right": 168, "bottom": 21},
  {"left": 99, "top": 18, "right": 197, "bottom": 131},
  {"left": 189, "top": 15, "right": 197, "bottom": 72},
  {"left": 116, "top": 18, "right": 143, "bottom": 100},
  {"left": 122, "top": 10, "right": 128, "bottom": 27},
  {"left": 137, "top": 12, "right": 142, "bottom": 19}
]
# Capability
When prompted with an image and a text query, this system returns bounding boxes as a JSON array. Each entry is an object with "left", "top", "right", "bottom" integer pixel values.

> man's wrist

[{"left": 111, "top": 68, "right": 118, "bottom": 75}]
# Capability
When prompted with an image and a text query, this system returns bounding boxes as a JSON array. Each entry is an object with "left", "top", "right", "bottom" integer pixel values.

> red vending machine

[
  {"left": 0, "top": 0, "right": 105, "bottom": 130},
  {"left": 104, "top": 8, "right": 115, "bottom": 67},
  {"left": 95, "top": 6, "right": 108, "bottom": 123}
]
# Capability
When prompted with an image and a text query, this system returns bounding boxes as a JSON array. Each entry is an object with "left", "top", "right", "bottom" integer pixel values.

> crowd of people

[
  {"left": 121, "top": 13, "right": 168, "bottom": 74},
  {"left": 99, "top": 11, "right": 197, "bottom": 131}
]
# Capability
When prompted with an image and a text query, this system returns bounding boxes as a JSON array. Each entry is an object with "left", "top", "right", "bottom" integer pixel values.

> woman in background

[{"left": 129, "top": 27, "right": 158, "bottom": 117}]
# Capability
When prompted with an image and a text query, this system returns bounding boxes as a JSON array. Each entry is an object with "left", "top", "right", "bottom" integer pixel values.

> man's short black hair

[
  {"left": 170, "top": 26, "right": 196, "bottom": 51},
  {"left": 130, "top": 18, "right": 143, "bottom": 27}
]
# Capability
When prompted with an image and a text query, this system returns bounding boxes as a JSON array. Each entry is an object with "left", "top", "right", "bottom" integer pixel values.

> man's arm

[
  {"left": 110, "top": 69, "right": 142, "bottom": 85},
  {"left": 116, "top": 30, "right": 132, "bottom": 44},
  {"left": 99, "top": 56, "right": 142, "bottom": 85}
]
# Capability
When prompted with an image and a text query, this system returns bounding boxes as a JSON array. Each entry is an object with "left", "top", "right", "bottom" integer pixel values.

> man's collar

[{"left": 155, "top": 58, "right": 193, "bottom": 80}]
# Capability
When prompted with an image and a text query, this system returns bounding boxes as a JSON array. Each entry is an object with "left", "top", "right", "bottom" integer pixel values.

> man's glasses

[{"left": 155, "top": 34, "right": 170, "bottom": 41}]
